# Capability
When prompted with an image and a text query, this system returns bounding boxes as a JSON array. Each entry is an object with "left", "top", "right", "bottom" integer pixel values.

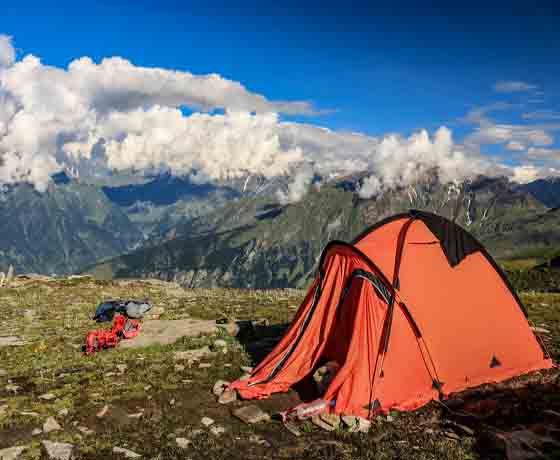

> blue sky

[{"left": 1, "top": 0, "right": 560, "bottom": 188}]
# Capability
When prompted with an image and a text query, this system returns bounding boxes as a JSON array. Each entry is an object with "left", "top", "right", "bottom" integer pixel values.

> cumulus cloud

[
  {"left": 511, "top": 165, "right": 560, "bottom": 184},
  {"left": 493, "top": 80, "right": 538, "bottom": 93},
  {"left": 357, "top": 127, "right": 490, "bottom": 198},
  {"left": 0, "top": 33, "right": 543, "bottom": 200}
]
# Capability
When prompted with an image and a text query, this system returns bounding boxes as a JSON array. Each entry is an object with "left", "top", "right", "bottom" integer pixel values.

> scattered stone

[
  {"left": 212, "top": 380, "right": 230, "bottom": 396},
  {"left": 5, "top": 384, "right": 20, "bottom": 393},
  {"left": 78, "top": 426, "right": 94, "bottom": 435},
  {"left": 312, "top": 415, "right": 336, "bottom": 431},
  {"left": 218, "top": 389, "right": 237, "bottom": 405},
  {"left": 39, "top": 393, "right": 57, "bottom": 401},
  {"left": 175, "top": 437, "right": 191, "bottom": 449},
  {"left": 249, "top": 434, "right": 271, "bottom": 447},
  {"left": 57, "top": 408, "right": 69, "bottom": 417},
  {"left": 96, "top": 404, "right": 109, "bottom": 418},
  {"left": 113, "top": 447, "right": 141, "bottom": 458},
  {"left": 531, "top": 326, "right": 550, "bottom": 334},
  {"left": 119, "top": 319, "right": 218, "bottom": 349},
  {"left": 386, "top": 415, "right": 395, "bottom": 422},
  {"left": 143, "top": 385, "right": 152, "bottom": 391},
  {"left": 190, "top": 429, "right": 203, "bottom": 437},
  {"left": 233, "top": 405, "right": 270, "bottom": 424},
  {"left": 174, "top": 364, "right": 185, "bottom": 372},
  {"left": 173, "top": 346, "right": 213, "bottom": 362},
  {"left": 313, "top": 361, "right": 340, "bottom": 394},
  {"left": 19, "top": 411, "right": 40, "bottom": 417},
  {"left": 31, "top": 428, "right": 42, "bottom": 436},
  {"left": 212, "top": 339, "right": 227, "bottom": 350},
  {"left": 0, "top": 337, "right": 25, "bottom": 347},
  {"left": 0, "top": 369, "right": 7, "bottom": 377},
  {"left": 128, "top": 412, "right": 144, "bottom": 419},
  {"left": 209, "top": 425, "right": 225, "bottom": 436},
  {"left": 116, "top": 364, "right": 127, "bottom": 373},
  {"left": 43, "top": 416, "right": 62, "bottom": 433},
  {"left": 41, "top": 441, "right": 73, "bottom": 460},
  {"left": 342, "top": 415, "right": 371, "bottom": 433},
  {"left": 444, "top": 431, "right": 461, "bottom": 441},
  {"left": 201, "top": 416, "right": 215, "bottom": 427},
  {"left": 0, "top": 445, "right": 28, "bottom": 460},
  {"left": 169, "top": 399, "right": 175, "bottom": 406},
  {"left": 198, "top": 363, "right": 212, "bottom": 369},
  {"left": 319, "top": 412, "right": 341, "bottom": 429},
  {"left": 240, "top": 366, "right": 253, "bottom": 374}
]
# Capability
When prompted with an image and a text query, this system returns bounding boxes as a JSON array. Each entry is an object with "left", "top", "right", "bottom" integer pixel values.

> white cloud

[
  {"left": 526, "top": 147, "right": 560, "bottom": 160},
  {"left": 511, "top": 165, "right": 560, "bottom": 184},
  {"left": 0, "top": 35, "right": 15, "bottom": 68},
  {"left": 523, "top": 110, "right": 560, "bottom": 120},
  {"left": 505, "top": 141, "right": 525, "bottom": 151},
  {"left": 466, "top": 123, "right": 553, "bottom": 148},
  {"left": 276, "top": 164, "right": 314, "bottom": 204},
  {"left": 493, "top": 80, "right": 538, "bottom": 93}
]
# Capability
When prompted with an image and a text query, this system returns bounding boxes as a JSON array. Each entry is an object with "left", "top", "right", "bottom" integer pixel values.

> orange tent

[{"left": 230, "top": 210, "right": 553, "bottom": 418}]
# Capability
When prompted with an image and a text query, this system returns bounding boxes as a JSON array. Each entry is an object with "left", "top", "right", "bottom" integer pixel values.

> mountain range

[{"left": 2, "top": 171, "right": 560, "bottom": 286}]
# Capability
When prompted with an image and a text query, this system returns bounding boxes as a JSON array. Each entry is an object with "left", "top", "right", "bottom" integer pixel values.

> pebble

[
  {"left": 201, "top": 416, "right": 215, "bottom": 427},
  {"left": 57, "top": 408, "right": 69, "bottom": 417},
  {"left": 116, "top": 364, "right": 128, "bottom": 373},
  {"left": 213, "top": 339, "right": 227, "bottom": 349},
  {"left": 240, "top": 366, "right": 253, "bottom": 374},
  {"left": 198, "top": 363, "right": 212, "bottom": 369},
  {"left": 0, "top": 369, "right": 7, "bottom": 377},
  {"left": 43, "top": 416, "right": 62, "bottom": 433},
  {"left": 174, "top": 364, "right": 185, "bottom": 372},
  {"left": 39, "top": 393, "right": 57, "bottom": 401},
  {"left": 32, "top": 428, "right": 42, "bottom": 436},
  {"left": 212, "top": 380, "right": 230, "bottom": 396},
  {"left": 218, "top": 389, "right": 237, "bottom": 405},
  {"left": 209, "top": 425, "right": 225, "bottom": 436},
  {"left": 175, "top": 437, "right": 191, "bottom": 449},
  {"left": 5, "top": 384, "right": 19, "bottom": 394},
  {"left": 112, "top": 447, "right": 141, "bottom": 458},
  {"left": 78, "top": 426, "right": 94, "bottom": 435},
  {"left": 233, "top": 405, "right": 270, "bottom": 424},
  {"left": 0, "top": 445, "right": 28, "bottom": 460},
  {"left": 96, "top": 405, "right": 109, "bottom": 418},
  {"left": 41, "top": 441, "right": 74, "bottom": 460}
]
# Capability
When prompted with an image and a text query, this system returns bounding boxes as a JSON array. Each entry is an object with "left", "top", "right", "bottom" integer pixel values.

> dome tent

[{"left": 230, "top": 210, "right": 552, "bottom": 418}]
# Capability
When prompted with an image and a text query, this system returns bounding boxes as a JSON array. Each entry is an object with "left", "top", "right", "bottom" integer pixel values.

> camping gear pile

[
  {"left": 228, "top": 210, "right": 553, "bottom": 420},
  {"left": 84, "top": 299, "right": 152, "bottom": 354}
]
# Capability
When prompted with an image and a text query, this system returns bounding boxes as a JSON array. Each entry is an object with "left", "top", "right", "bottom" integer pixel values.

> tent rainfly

[{"left": 230, "top": 210, "right": 553, "bottom": 418}]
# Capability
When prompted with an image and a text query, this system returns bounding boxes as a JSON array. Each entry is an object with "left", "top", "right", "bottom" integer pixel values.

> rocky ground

[{"left": 0, "top": 276, "right": 559, "bottom": 459}]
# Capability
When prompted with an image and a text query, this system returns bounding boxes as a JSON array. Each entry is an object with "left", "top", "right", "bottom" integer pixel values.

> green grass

[{"left": 0, "top": 277, "right": 558, "bottom": 459}]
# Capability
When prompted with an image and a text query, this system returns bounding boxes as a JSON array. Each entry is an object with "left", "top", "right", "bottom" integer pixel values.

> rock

[
  {"left": 312, "top": 415, "right": 336, "bottom": 431},
  {"left": 119, "top": 319, "right": 217, "bottom": 348},
  {"left": 239, "top": 374, "right": 251, "bottom": 381},
  {"left": 5, "top": 384, "right": 19, "bottom": 393},
  {"left": 313, "top": 361, "right": 339, "bottom": 394},
  {"left": 41, "top": 441, "right": 73, "bottom": 460},
  {"left": 19, "top": 411, "right": 39, "bottom": 417},
  {"left": 0, "top": 337, "right": 25, "bottom": 347},
  {"left": 531, "top": 326, "right": 550, "bottom": 334},
  {"left": 0, "top": 369, "right": 7, "bottom": 377},
  {"left": 0, "top": 446, "right": 28, "bottom": 460},
  {"left": 212, "top": 380, "right": 230, "bottom": 396},
  {"left": 217, "top": 322, "right": 240, "bottom": 337},
  {"left": 128, "top": 412, "right": 143, "bottom": 418},
  {"left": 96, "top": 404, "right": 109, "bottom": 418},
  {"left": 31, "top": 428, "right": 42, "bottom": 436},
  {"left": 284, "top": 422, "right": 303, "bottom": 437},
  {"left": 342, "top": 415, "right": 371, "bottom": 433},
  {"left": 174, "top": 364, "right": 185, "bottom": 372},
  {"left": 57, "top": 408, "right": 69, "bottom": 417},
  {"left": 173, "top": 346, "right": 213, "bottom": 362},
  {"left": 240, "top": 366, "right": 253, "bottom": 374},
  {"left": 218, "top": 389, "right": 237, "bottom": 405},
  {"left": 233, "top": 405, "right": 270, "bottom": 424},
  {"left": 198, "top": 363, "right": 212, "bottom": 369},
  {"left": 169, "top": 399, "right": 175, "bottom": 406},
  {"left": 201, "top": 416, "right": 215, "bottom": 427},
  {"left": 0, "top": 404, "right": 7, "bottom": 416},
  {"left": 116, "top": 364, "right": 127, "bottom": 373},
  {"left": 146, "top": 306, "right": 165, "bottom": 319},
  {"left": 43, "top": 416, "right": 61, "bottom": 433},
  {"left": 113, "top": 447, "right": 141, "bottom": 458},
  {"left": 209, "top": 425, "right": 225, "bottom": 436},
  {"left": 249, "top": 434, "right": 271, "bottom": 447},
  {"left": 444, "top": 431, "right": 461, "bottom": 441},
  {"left": 78, "top": 426, "right": 94, "bottom": 435},
  {"left": 319, "top": 412, "right": 341, "bottom": 429},
  {"left": 175, "top": 437, "right": 191, "bottom": 449},
  {"left": 39, "top": 393, "right": 57, "bottom": 401},
  {"left": 212, "top": 339, "right": 227, "bottom": 350}
]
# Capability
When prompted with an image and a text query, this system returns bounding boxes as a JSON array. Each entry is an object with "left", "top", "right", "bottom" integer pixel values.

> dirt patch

[{"left": 119, "top": 319, "right": 218, "bottom": 348}]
